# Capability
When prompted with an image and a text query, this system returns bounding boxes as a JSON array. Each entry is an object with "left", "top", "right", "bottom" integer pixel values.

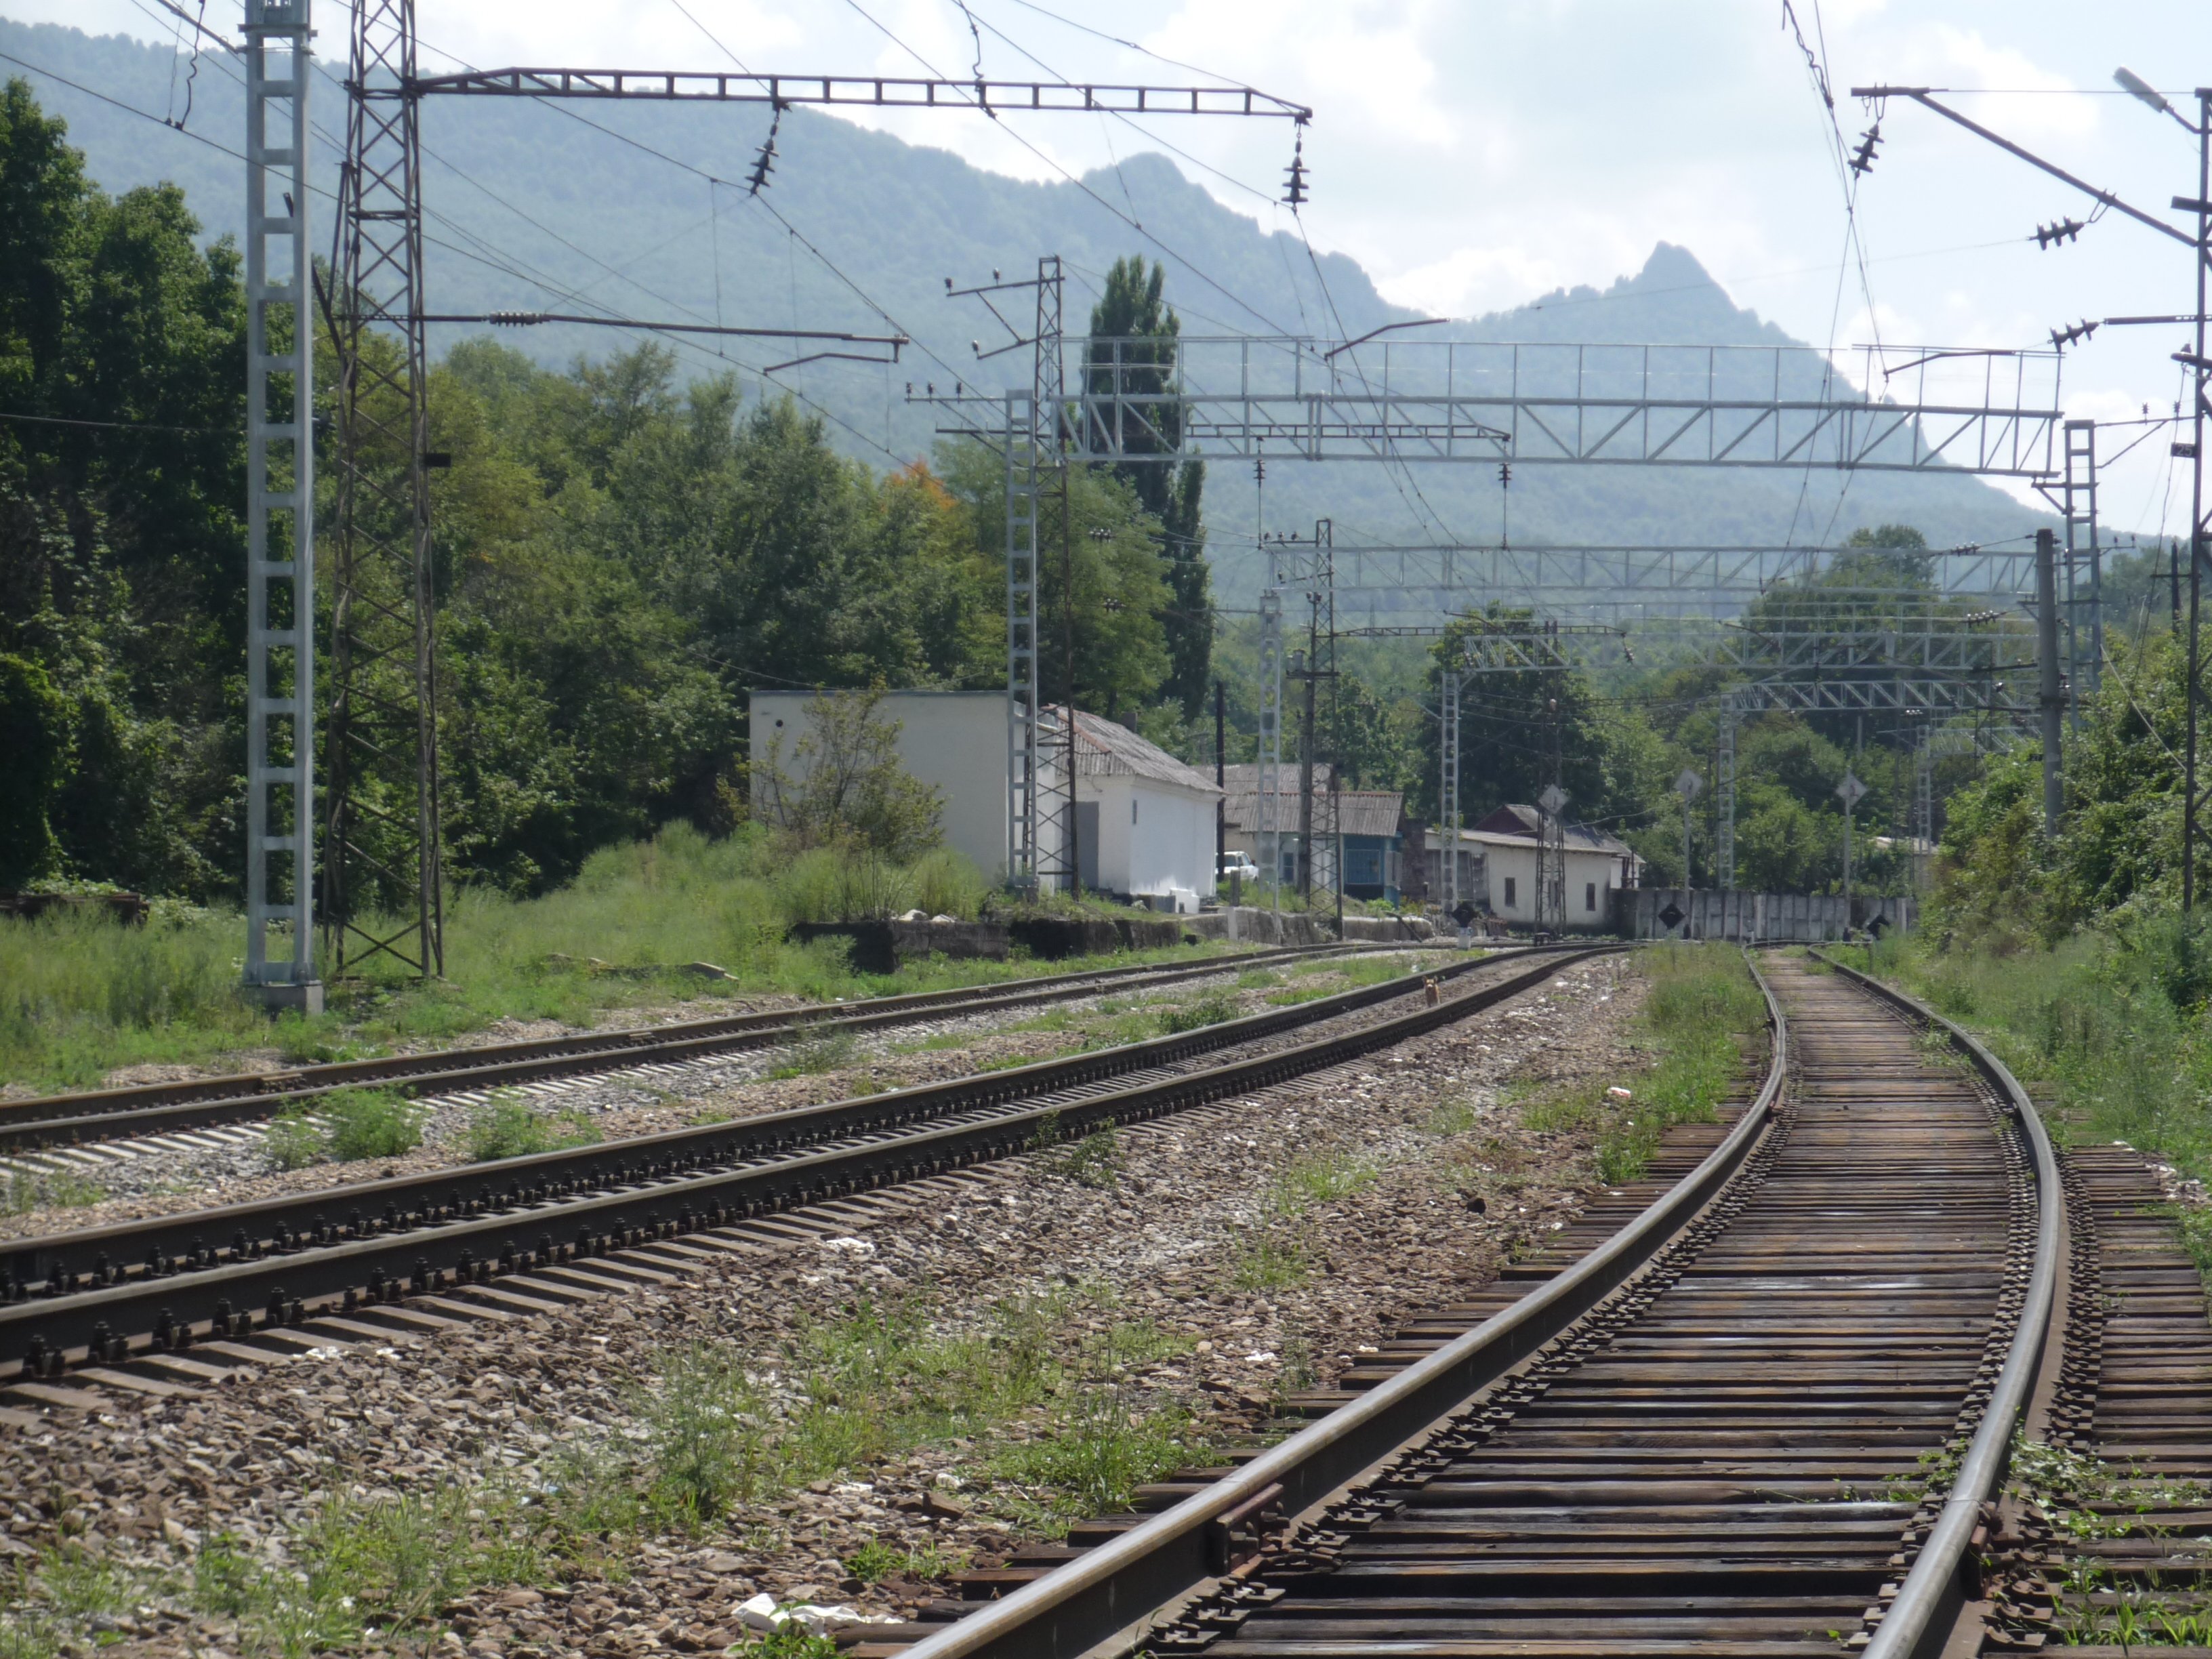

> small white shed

[
  {"left": 1468, "top": 805, "right": 1642, "bottom": 932},
  {"left": 1049, "top": 707, "right": 1221, "bottom": 914}
]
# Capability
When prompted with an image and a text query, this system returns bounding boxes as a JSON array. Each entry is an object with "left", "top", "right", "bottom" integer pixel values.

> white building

[
  {"left": 1052, "top": 708, "right": 1221, "bottom": 912},
  {"left": 747, "top": 691, "right": 1221, "bottom": 912},
  {"left": 1465, "top": 805, "right": 1642, "bottom": 933}
]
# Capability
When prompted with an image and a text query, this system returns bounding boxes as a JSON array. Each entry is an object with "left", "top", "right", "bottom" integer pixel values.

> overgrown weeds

[
  {"left": 0, "top": 1167, "right": 105, "bottom": 1214},
  {"left": 767, "top": 1026, "right": 861, "bottom": 1079},
  {"left": 1031, "top": 1113, "right": 1123, "bottom": 1187},
  {"left": 1860, "top": 924, "right": 2212, "bottom": 1246},
  {"left": 1227, "top": 1144, "right": 1379, "bottom": 1291},
  {"left": 1, "top": 823, "right": 1221, "bottom": 1095},
  {"left": 1519, "top": 945, "right": 1761, "bottom": 1185},
  {"left": 256, "top": 1088, "right": 422, "bottom": 1171},
  {"left": 1155, "top": 991, "right": 1239, "bottom": 1035},
  {"left": 462, "top": 1095, "right": 602, "bottom": 1162},
  {"left": 989, "top": 1389, "right": 1201, "bottom": 1528}
]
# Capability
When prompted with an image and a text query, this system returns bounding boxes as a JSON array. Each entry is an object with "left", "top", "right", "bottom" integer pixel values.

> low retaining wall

[
  {"left": 1001, "top": 916, "right": 1191, "bottom": 960},
  {"left": 1627, "top": 888, "right": 1917, "bottom": 943},
  {"left": 1184, "top": 907, "right": 1330, "bottom": 947},
  {"left": 1340, "top": 914, "right": 1435, "bottom": 943},
  {"left": 786, "top": 920, "right": 1009, "bottom": 975}
]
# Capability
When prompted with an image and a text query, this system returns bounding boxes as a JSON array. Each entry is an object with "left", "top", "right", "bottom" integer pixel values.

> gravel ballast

[{"left": 3, "top": 954, "right": 1647, "bottom": 1659}]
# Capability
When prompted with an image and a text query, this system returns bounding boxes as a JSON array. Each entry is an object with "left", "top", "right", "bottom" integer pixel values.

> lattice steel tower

[
  {"left": 328, "top": 0, "right": 442, "bottom": 977},
  {"left": 241, "top": 0, "right": 321, "bottom": 1009}
]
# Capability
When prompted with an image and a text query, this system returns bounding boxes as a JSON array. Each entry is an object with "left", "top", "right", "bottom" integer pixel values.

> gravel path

[{"left": 1, "top": 954, "right": 1645, "bottom": 1659}]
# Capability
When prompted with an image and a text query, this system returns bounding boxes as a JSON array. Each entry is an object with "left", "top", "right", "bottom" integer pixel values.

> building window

[
  {"left": 1586, "top": 881, "right": 1598, "bottom": 912},
  {"left": 1503, "top": 876, "right": 1517, "bottom": 907},
  {"left": 1132, "top": 799, "right": 1139, "bottom": 824}
]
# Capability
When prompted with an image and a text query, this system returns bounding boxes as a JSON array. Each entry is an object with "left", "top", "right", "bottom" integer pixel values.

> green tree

[
  {"left": 0, "top": 79, "right": 247, "bottom": 897},
  {"left": 0, "top": 654, "right": 68, "bottom": 884},
  {"left": 1084, "top": 256, "right": 1209, "bottom": 716},
  {"left": 756, "top": 689, "right": 944, "bottom": 859},
  {"left": 941, "top": 443, "right": 1170, "bottom": 719}
]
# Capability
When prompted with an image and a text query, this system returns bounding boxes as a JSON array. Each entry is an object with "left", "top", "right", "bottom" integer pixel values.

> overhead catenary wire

[
  {"left": 1, "top": 41, "right": 917, "bottom": 468},
  {"left": 833, "top": 0, "right": 1299, "bottom": 337}
]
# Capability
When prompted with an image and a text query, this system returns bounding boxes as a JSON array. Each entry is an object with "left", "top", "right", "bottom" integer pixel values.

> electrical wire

[
  {"left": 0, "top": 409, "right": 220, "bottom": 434},
  {"left": 834, "top": 0, "right": 1296, "bottom": 336}
]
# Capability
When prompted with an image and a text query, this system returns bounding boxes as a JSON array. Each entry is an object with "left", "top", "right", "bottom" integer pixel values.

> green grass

[
  {"left": 0, "top": 1482, "right": 550, "bottom": 1659},
  {"left": 1227, "top": 1145, "right": 1380, "bottom": 1292},
  {"left": 0, "top": 1289, "right": 1193, "bottom": 1654},
  {"left": 1519, "top": 945, "right": 1764, "bottom": 1186},
  {"left": 844, "top": 1536, "right": 963, "bottom": 1586},
  {"left": 1853, "top": 924, "right": 2212, "bottom": 1185},
  {"left": 1155, "top": 991, "right": 1240, "bottom": 1035},
  {"left": 1031, "top": 1115, "right": 1124, "bottom": 1188},
  {"left": 765, "top": 1026, "right": 861, "bottom": 1080},
  {"left": 462, "top": 1096, "right": 602, "bottom": 1162},
  {"left": 0, "top": 823, "right": 1240, "bottom": 1094},
  {"left": 257, "top": 1088, "right": 423, "bottom": 1171},
  {"left": 988, "top": 1388, "right": 1203, "bottom": 1526},
  {"left": 0, "top": 1167, "right": 105, "bottom": 1214}
]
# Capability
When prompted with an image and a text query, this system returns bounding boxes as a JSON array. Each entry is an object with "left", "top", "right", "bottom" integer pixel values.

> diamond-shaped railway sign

[
  {"left": 1538, "top": 783, "right": 1569, "bottom": 817},
  {"left": 1657, "top": 901, "right": 1686, "bottom": 930},
  {"left": 1837, "top": 771, "right": 1868, "bottom": 811},
  {"left": 1674, "top": 769, "right": 1703, "bottom": 803}
]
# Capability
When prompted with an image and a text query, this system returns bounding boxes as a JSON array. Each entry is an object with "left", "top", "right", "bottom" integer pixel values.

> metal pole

[
  {"left": 2036, "top": 527, "right": 2063, "bottom": 836},
  {"left": 1213, "top": 678, "right": 1225, "bottom": 888},
  {"left": 1717, "top": 706, "right": 1737, "bottom": 891},
  {"left": 243, "top": 0, "right": 321, "bottom": 1012},
  {"left": 1004, "top": 390, "right": 1039, "bottom": 894},
  {"left": 1843, "top": 801, "right": 1853, "bottom": 913},
  {"left": 1257, "top": 587, "right": 1283, "bottom": 914},
  {"left": 1298, "top": 602, "right": 1318, "bottom": 903},
  {"left": 1439, "top": 668, "right": 1460, "bottom": 916},
  {"left": 331, "top": 0, "right": 439, "bottom": 978},
  {"left": 2186, "top": 94, "right": 2211, "bottom": 912}
]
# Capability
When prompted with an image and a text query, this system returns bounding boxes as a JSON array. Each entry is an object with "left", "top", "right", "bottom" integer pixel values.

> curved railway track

[
  {"left": 0, "top": 943, "right": 1607, "bottom": 1395},
  {"left": 0, "top": 939, "right": 1406, "bottom": 1156},
  {"left": 870, "top": 948, "right": 2065, "bottom": 1659}
]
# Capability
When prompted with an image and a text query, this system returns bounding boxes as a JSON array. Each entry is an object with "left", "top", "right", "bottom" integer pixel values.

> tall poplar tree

[{"left": 1084, "top": 257, "right": 1210, "bottom": 716}]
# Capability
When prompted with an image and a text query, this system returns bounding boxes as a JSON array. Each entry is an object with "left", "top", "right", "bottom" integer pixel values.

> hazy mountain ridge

[{"left": 6, "top": 18, "right": 2051, "bottom": 587}]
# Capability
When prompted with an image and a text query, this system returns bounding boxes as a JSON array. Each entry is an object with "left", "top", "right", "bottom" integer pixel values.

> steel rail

[
  {"left": 0, "top": 948, "right": 1610, "bottom": 1374},
  {"left": 1814, "top": 950, "right": 2062, "bottom": 1659},
  {"left": 890, "top": 947, "right": 1790, "bottom": 1659},
  {"left": 0, "top": 942, "right": 1391, "bottom": 1151}
]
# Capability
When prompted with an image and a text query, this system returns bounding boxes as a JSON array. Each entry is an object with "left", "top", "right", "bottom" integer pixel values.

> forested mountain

[{"left": 7, "top": 16, "right": 2051, "bottom": 586}]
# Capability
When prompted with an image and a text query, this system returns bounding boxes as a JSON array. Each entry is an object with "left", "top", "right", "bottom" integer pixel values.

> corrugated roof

[
  {"left": 1223, "top": 787, "right": 1405, "bottom": 838},
  {"left": 1465, "top": 804, "right": 1635, "bottom": 857},
  {"left": 1045, "top": 706, "right": 1220, "bottom": 794},
  {"left": 1221, "top": 762, "right": 1337, "bottom": 790}
]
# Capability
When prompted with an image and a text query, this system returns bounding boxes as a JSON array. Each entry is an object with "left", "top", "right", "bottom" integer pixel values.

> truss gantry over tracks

[{"left": 922, "top": 335, "right": 2065, "bottom": 474}]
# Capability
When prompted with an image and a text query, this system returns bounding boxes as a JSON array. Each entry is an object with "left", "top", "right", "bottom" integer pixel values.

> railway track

[
  {"left": 0, "top": 943, "right": 1606, "bottom": 1399},
  {"left": 0, "top": 939, "right": 1403, "bottom": 1158},
  {"left": 876, "top": 949, "right": 2068, "bottom": 1659}
]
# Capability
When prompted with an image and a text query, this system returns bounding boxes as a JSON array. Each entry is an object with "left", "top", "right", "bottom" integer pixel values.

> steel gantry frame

[
  {"left": 1374, "top": 615, "right": 2036, "bottom": 893},
  {"left": 933, "top": 329, "right": 2072, "bottom": 902},
  {"left": 312, "top": 31, "right": 1309, "bottom": 962},
  {"left": 928, "top": 334, "right": 2065, "bottom": 475},
  {"left": 242, "top": 0, "right": 320, "bottom": 1010}
]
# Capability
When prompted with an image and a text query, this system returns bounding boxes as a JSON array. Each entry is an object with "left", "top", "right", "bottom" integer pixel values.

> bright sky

[{"left": 19, "top": 0, "right": 2212, "bottom": 537}]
